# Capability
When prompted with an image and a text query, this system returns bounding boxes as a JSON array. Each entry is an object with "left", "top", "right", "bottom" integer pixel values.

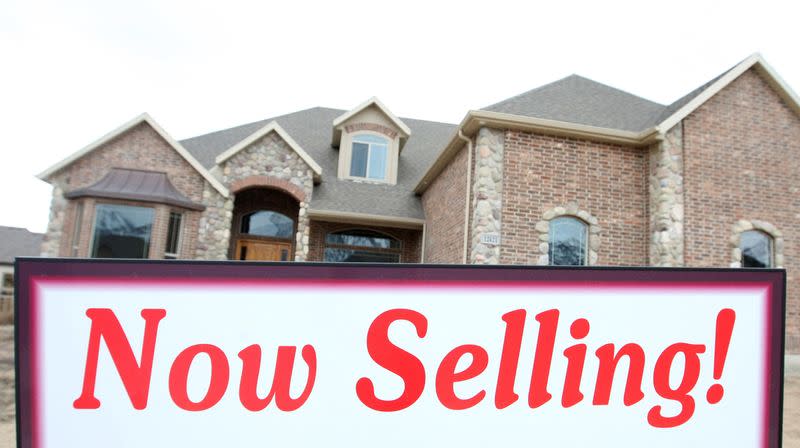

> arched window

[
  {"left": 740, "top": 230, "right": 773, "bottom": 268},
  {"left": 240, "top": 210, "right": 294, "bottom": 239},
  {"left": 350, "top": 134, "right": 389, "bottom": 180},
  {"left": 549, "top": 216, "right": 588, "bottom": 266},
  {"left": 324, "top": 229, "right": 401, "bottom": 263}
]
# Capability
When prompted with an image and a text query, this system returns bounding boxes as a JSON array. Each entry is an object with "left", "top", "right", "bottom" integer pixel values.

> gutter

[
  {"left": 414, "top": 111, "right": 664, "bottom": 194},
  {"left": 457, "top": 130, "right": 472, "bottom": 264}
]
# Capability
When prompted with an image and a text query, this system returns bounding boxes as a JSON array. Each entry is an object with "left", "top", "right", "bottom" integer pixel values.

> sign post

[{"left": 15, "top": 259, "right": 785, "bottom": 447}]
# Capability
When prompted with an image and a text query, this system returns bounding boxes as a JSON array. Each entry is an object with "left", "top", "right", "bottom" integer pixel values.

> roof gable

[
  {"left": 214, "top": 121, "right": 323, "bottom": 182},
  {"left": 37, "top": 113, "right": 229, "bottom": 197},
  {"left": 332, "top": 97, "right": 412, "bottom": 149},
  {"left": 655, "top": 53, "right": 800, "bottom": 132}
]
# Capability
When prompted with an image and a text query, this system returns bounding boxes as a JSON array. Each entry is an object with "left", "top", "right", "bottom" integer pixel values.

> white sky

[{"left": 1, "top": 0, "right": 798, "bottom": 233}]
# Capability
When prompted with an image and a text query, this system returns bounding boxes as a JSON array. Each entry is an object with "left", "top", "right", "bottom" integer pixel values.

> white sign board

[{"left": 15, "top": 260, "right": 785, "bottom": 447}]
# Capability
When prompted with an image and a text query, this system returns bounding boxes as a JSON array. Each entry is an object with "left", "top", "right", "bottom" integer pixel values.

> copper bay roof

[{"left": 64, "top": 168, "right": 205, "bottom": 211}]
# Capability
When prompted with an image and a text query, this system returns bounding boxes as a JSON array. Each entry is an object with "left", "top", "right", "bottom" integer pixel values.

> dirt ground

[{"left": 0, "top": 325, "right": 797, "bottom": 447}]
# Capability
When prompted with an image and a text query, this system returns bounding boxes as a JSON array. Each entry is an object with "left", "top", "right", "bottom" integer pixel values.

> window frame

[
  {"left": 347, "top": 133, "right": 390, "bottom": 182},
  {"left": 164, "top": 211, "right": 184, "bottom": 260},
  {"left": 89, "top": 202, "right": 156, "bottom": 259},
  {"left": 739, "top": 229, "right": 774, "bottom": 268},
  {"left": 238, "top": 210, "right": 296, "bottom": 241},
  {"left": 548, "top": 216, "right": 589, "bottom": 266},
  {"left": 323, "top": 228, "right": 402, "bottom": 263}
]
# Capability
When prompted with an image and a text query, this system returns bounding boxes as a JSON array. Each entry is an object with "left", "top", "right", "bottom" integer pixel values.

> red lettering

[
  {"left": 169, "top": 344, "right": 230, "bottom": 411},
  {"left": 238, "top": 344, "right": 317, "bottom": 411},
  {"left": 647, "top": 343, "right": 705, "bottom": 428},
  {"left": 356, "top": 309, "right": 427, "bottom": 412},
  {"left": 593, "top": 343, "right": 645, "bottom": 406},
  {"left": 562, "top": 318, "right": 589, "bottom": 407},
  {"left": 495, "top": 309, "right": 525, "bottom": 409},
  {"left": 436, "top": 344, "right": 488, "bottom": 410},
  {"left": 73, "top": 308, "right": 165, "bottom": 410},
  {"left": 528, "top": 309, "right": 559, "bottom": 408}
]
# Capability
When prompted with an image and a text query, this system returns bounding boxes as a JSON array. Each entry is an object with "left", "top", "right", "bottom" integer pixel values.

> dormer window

[
  {"left": 350, "top": 134, "right": 388, "bottom": 180},
  {"left": 333, "top": 97, "right": 411, "bottom": 186}
]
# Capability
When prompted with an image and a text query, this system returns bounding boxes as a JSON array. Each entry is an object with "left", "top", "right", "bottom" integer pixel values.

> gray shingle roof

[
  {"left": 180, "top": 108, "right": 457, "bottom": 220},
  {"left": 483, "top": 75, "right": 666, "bottom": 132},
  {"left": 0, "top": 226, "right": 43, "bottom": 264}
]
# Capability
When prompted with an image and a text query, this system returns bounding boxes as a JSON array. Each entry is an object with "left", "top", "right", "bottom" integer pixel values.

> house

[
  {"left": 0, "top": 226, "right": 44, "bottom": 322},
  {"left": 36, "top": 54, "right": 800, "bottom": 352}
]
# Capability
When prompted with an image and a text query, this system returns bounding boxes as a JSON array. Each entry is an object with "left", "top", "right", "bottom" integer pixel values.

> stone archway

[{"left": 228, "top": 176, "right": 311, "bottom": 262}]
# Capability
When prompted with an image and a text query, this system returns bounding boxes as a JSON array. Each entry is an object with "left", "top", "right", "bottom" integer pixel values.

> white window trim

[
  {"left": 350, "top": 135, "right": 389, "bottom": 181},
  {"left": 338, "top": 130, "right": 399, "bottom": 185},
  {"left": 164, "top": 211, "right": 184, "bottom": 259}
]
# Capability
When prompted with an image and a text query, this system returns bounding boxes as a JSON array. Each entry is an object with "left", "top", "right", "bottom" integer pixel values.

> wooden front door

[{"left": 235, "top": 239, "right": 292, "bottom": 261}]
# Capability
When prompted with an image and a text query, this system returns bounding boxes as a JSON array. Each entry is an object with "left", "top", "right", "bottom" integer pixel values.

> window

[
  {"left": 324, "top": 229, "right": 401, "bottom": 263},
  {"left": 164, "top": 212, "right": 183, "bottom": 259},
  {"left": 549, "top": 216, "right": 588, "bottom": 266},
  {"left": 241, "top": 211, "right": 294, "bottom": 239},
  {"left": 91, "top": 204, "right": 154, "bottom": 259},
  {"left": 740, "top": 230, "right": 773, "bottom": 268},
  {"left": 350, "top": 134, "right": 388, "bottom": 180}
]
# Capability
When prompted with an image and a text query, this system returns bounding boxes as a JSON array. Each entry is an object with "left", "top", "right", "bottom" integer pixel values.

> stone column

[
  {"left": 648, "top": 124, "right": 685, "bottom": 266},
  {"left": 41, "top": 184, "right": 68, "bottom": 257},
  {"left": 295, "top": 199, "right": 311, "bottom": 262},
  {"left": 470, "top": 128, "right": 504, "bottom": 264},
  {"left": 196, "top": 183, "right": 233, "bottom": 260}
]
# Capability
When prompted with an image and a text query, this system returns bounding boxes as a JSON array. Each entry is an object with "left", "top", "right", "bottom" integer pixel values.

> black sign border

[{"left": 14, "top": 258, "right": 786, "bottom": 447}]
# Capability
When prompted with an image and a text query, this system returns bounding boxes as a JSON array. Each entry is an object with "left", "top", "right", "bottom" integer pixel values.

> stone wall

[
  {"left": 470, "top": 128, "right": 504, "bottom": 264},
  {"left": 682, "top": 68, "right": 800, "bottom": 351},
  {"left": 195, "top": 184, "right": 233, "bottom": 260},
  {"left": 648, "top": 124, "right": 685, "bottom": 266},
  {"left": 220, "top": 131, "right": 315, "bottom": 261}
]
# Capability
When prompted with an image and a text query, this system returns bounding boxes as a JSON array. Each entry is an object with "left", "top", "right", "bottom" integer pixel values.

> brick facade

[
  {"left": 43, "top": 123, "right": 208, "bottom": 259},
  {"left": 421, "top": 145, "right": 468, "bottom": 263},
  {"left": 682, "top": 68, "right": 800, "bottom": 350},
  {"left": 500, "top": 131, "right": 648, "bottom": 266}
]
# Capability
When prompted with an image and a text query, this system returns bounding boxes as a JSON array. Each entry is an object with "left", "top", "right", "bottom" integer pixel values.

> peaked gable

[
  {"left": 214, "top": 121, "right": 323, "bottom": 182},
  {"left": 655, "top": 53, "right": 800, "bottom": 132},
  {"left": 38, "top": 113, "right": 229, "bottom": 197}
]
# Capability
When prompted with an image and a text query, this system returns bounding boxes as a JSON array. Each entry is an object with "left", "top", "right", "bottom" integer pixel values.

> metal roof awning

[{"left": 64, "top": 168, "right": 205, "bottom": 211}]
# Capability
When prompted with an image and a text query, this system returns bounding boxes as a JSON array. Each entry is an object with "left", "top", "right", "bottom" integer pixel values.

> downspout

[{"left": 457, "top": 130, "right": 473, "bottom": 264}]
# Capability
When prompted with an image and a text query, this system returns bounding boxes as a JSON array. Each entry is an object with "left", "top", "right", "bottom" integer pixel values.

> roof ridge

[{"left": 179, "top": 106, "right": 344, "bottom": 143}]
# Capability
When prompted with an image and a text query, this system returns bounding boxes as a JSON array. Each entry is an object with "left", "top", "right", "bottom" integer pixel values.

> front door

[{"left": 235, "top": 239, "right": 292, "bottom": 261}]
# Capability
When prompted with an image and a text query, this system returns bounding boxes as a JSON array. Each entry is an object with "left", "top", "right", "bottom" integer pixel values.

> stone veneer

[
  {"left": 648, "top": 124, "right": 685, "bottom": 266},
  {"left": 40, "top": 184, "right": 68, "bottom": 257},
  {"left": 533, "top": 204, "right": 600, "bottom": 265},
  {"left": 729, "top": 219, "right": 784, "bottom": 268},
  {"left": 195, "top": 184, "right": 233, "bottom": 260},
  {"left": 219, "top": 131, "right": 315, "bottom": 261},
  {"left": 470, "top": 128, "right": 504, "bottom": 264}
]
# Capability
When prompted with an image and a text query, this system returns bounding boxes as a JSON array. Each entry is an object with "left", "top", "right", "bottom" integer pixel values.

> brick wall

[
  {"left": 45, "top": 122, "right": 208, "bottom": 259},
  {"left": 682, "top": 68, "right": 800, "bottom": 351},
  {"left": 307, "top": 220, "right": 422, "bottom": 263},
  {"left": 501, "top": 131, "right": 648, "bottom": 266},
  {"left": 421, "top": 145, "right": 468, "bottom": 263}
]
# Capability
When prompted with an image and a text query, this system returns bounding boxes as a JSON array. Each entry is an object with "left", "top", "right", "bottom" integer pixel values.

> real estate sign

[{"left": 15, "top": 259, "right": 785, "bottom": 447}]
